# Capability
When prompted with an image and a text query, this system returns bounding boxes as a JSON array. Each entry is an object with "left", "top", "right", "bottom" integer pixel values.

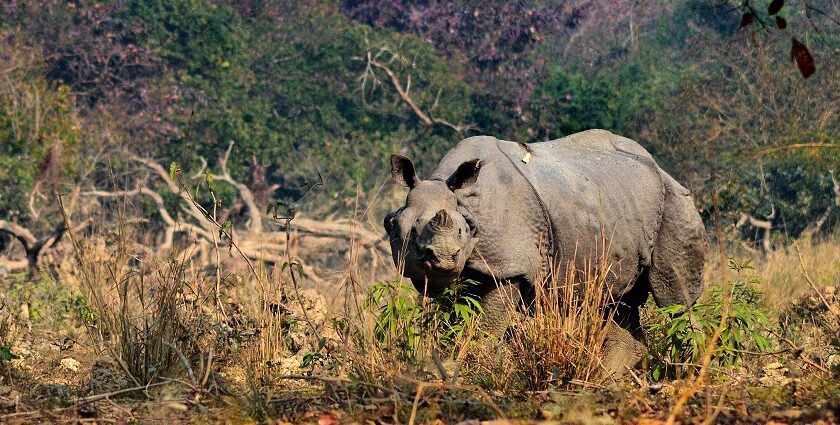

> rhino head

[{"left": 384, "top": 154, "right": 482, "bottom": 295}]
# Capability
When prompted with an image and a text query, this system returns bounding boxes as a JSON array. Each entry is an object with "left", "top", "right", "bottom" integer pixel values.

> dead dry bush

[
  {"left": 61, "top": 222, "right": 221, "bottom": 389},
  {"left": 54, "top": 202, "right": 341, "bottom": 402},
  {"left": 779, "top": 284, "right": 840, "bottom": 376},
  {"left": 505, "top": 258, "right": 615, "bottom": 391}
]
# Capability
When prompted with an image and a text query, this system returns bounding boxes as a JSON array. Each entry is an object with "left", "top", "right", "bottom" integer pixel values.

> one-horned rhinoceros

[{"left": 384, "top": 129, "right": 706, "bottom": 375}]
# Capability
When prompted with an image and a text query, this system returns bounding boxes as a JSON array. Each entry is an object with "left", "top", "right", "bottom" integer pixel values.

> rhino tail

[{"left": 648, "top": 170, "right": 707, "bottom": 307}]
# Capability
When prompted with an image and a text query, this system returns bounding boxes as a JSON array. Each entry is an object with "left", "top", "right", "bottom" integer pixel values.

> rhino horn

[{"left": 430, "top": 209, "right": 454, "bottom": 231}]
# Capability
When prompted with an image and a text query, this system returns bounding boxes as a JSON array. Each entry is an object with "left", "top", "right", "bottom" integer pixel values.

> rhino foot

[{"left": 601, "top": 319, "right": 647, "bottom": 378}]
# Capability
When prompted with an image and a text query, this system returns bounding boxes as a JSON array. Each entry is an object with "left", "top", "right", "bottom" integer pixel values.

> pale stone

[{"left": 60, "top": 357, "right": 81, "bottom": 372}]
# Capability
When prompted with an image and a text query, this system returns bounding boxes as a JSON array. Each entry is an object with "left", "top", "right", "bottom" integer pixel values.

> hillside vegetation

[{"left": 0, "top": 0, "right": 839, "bottom": 423}]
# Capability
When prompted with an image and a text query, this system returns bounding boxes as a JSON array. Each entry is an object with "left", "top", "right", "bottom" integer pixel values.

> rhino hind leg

[
  {"left": 601, "top": 290, "right": 647, "bottom": 377},
  {"left": 602, "top": 317, "right": 647, "bottom": 377},
  {"left": 649, "top": 171, "right": 706, "bottom": 308}
]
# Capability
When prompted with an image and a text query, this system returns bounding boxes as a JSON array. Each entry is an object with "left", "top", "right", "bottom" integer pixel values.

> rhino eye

[{"left": 458, "top": 228, "right": 462, "bottom": 236}]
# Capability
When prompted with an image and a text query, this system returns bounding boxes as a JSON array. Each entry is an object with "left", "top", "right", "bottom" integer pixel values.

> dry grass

[
  {"left": 503, "top": 257, "right": 614, "bottom": 391},
  {"left": 1, "top": 193, "right": 838, "bottom": 422},
  {"left": 331, "top": 246, "right": 615, "bottom": 394},
  {"left": 61, "top": 222, "right": 219, "bottom": 388},
  {"left": 705, "top": 235, "right": 840, "bottom": 312}
]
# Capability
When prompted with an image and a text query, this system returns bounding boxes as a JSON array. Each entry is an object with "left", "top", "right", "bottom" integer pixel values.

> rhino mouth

[
  {"left": 420, "top": 248, "right": 462, "bottom": 272},
  {"left": 423, "top": 260, "right": 459, "bottom": 274},
  {"left": 408, "top": 258, "right": 461, "bottom": 296}
]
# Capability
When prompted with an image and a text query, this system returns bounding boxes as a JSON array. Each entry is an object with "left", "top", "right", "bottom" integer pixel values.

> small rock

[
  {"left": 166, "top": 401, "right": 188, "bottom": 411},
  {"left": 654, "top": 382, "right": 676, "bottom": 398},
  {"left": 827, "top": 353, "right": 840, "bottom": 369},
  {"left": 88, "top": 360, "right": 131, "bottom": 394},
  {"left": 760, "top": 361, "right": 792, "bottom": 387},
  {"left": 40, "top": 384, "right": 72, "bottom": 407},
  {"left": 773, "top": 408, "right": 803, "bottom": 419},
  {"left": 18, "top": 303, "right": 30, "bottom": 322},
  {"left": 0, "top": 389, "right": 21, "bottom": 408},
  {"left": 60, "top": 357, "right": 81, "bottom": 372}
]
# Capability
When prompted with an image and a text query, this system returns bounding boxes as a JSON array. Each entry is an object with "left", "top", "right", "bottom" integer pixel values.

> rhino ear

[
  {"left": 447, "top": 159, "right": 482, "bottom": 190},
  {"left": 464, "top": 211, "right": 478, "bottom": 237},
  {"left": 390, "top": 155, "right": 418, "bottom": 189}
]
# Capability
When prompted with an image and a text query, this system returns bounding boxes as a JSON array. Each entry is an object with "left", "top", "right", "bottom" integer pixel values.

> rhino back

[{"left": 508, "top": 130, "right": 665, "bottom": 296}]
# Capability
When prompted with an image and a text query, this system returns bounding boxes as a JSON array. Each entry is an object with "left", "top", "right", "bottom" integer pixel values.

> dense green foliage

[
  {"left": 0, "top": 41, "right": 85, "bottom": 225},
  {"left": 117, "top": 0, "right": 473, "bottom": 201},
  {"left": 646, "top": 259, "right": 772, "bottom": 380},
  {"left": 1, "top": 0, "right": 838, "bottom": 242},
  {"left": 363, "top": 279, "right": 482, "bottom": 360}
]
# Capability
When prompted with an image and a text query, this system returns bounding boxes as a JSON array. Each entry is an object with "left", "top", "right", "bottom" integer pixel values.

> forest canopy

[{"left": 1, "top": 0, "right": 838, "bottom": 247}]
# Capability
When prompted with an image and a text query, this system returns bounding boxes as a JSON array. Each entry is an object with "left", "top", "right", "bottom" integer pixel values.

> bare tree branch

[
  {"left": 0, "top": 219, "right": 38, "bottom": 249},
  {"left": 736, "top": 210, "right": 773, "bottom": 252},
  {"left": 802, "top": 170, "right": 840, "bottom": 237},
  {"left": 82, "top": 150, "right": 390, "bottom": 285},
  {"left": 0, "top": 216, "right": 92, "bottom": 272},
  {"left": 360, "top": 47, "right": 474, "bottom": 154},
  {"left": 0, "top": 257, "right": 28, "bottom": 272},
  {"left": 209, "top": 141, "right": 263, "bottom": 234},
  {"left": 81, "top": 183, "right": 178, "bottom": 250}
]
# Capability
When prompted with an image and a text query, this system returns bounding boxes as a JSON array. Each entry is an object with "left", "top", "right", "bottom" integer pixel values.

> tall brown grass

[
  {"left": 333, "top": 279, "right": 474, "bottom": 387},
  {"left": 706, "top": 235, "right": 840, "bottom": 312},
  {"left": 335, "top": 239, "right": 618, "bottom": 393},
  {"left": 45, "top": 177, "right": 840, "bottom": 422},
  {"left": 506, "top": 257, "right": 615, "bottom": 390},
  {"left": 54, "top": 185, "right": 227, "bottom": 390},
  {"left": 61, "top": 223, "right": 218, "bottom": 387}
]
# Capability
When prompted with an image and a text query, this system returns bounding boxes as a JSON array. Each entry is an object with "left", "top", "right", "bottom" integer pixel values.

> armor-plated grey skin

[{"left": 384, "top": 129, "right": 707, "bottom": 375}]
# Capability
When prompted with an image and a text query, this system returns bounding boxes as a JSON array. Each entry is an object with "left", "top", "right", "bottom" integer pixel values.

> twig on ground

[
  {"left": 277, "top": 374, "right": 402, "bottom": 398},
  {"left": 278, "top": 372, "right": 508, "bottom": 419},
  {"left": 734, "top": 348, "right": 791, "bottom": 356},
  {"left": 625, "top": 365, "right": 645, "bottom": 388},
  {"left": 408, "top": 382, "right": 428, "bottom": 425},
  {"left": 700, "top": 389, "right": 728, "bottom": 425},
  {"left": 768, "top": 328, "right": 830, "bottom": 374},
  {"left": 0, "top": 381, "right": 176, "bottom": 421}
]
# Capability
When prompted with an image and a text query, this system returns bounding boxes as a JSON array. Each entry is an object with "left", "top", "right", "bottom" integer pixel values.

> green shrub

[
  {"left": 363, "top": 279, "right": 482, "bottom": 360},
  {"left": 646, "top": 259, "right": 773, "bottom": 380},
  {"left": 0, "top": 36, "right": 84, "bottom": 223}
]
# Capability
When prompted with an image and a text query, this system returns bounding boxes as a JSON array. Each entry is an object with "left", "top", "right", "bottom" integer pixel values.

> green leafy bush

[
  {"left": 363, "top": 279, "right": 482, "bottom": 360},
  {"left": 0, "top": 37, "right": 84, "bottom": 223},
  {"left": 646, "top": 259, "right": 773, "bottom": 380}
]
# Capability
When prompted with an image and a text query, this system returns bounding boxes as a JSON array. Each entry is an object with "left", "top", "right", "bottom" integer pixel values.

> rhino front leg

[{"left": 477, "top": 280, "right": 524, "bottom": 337}]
